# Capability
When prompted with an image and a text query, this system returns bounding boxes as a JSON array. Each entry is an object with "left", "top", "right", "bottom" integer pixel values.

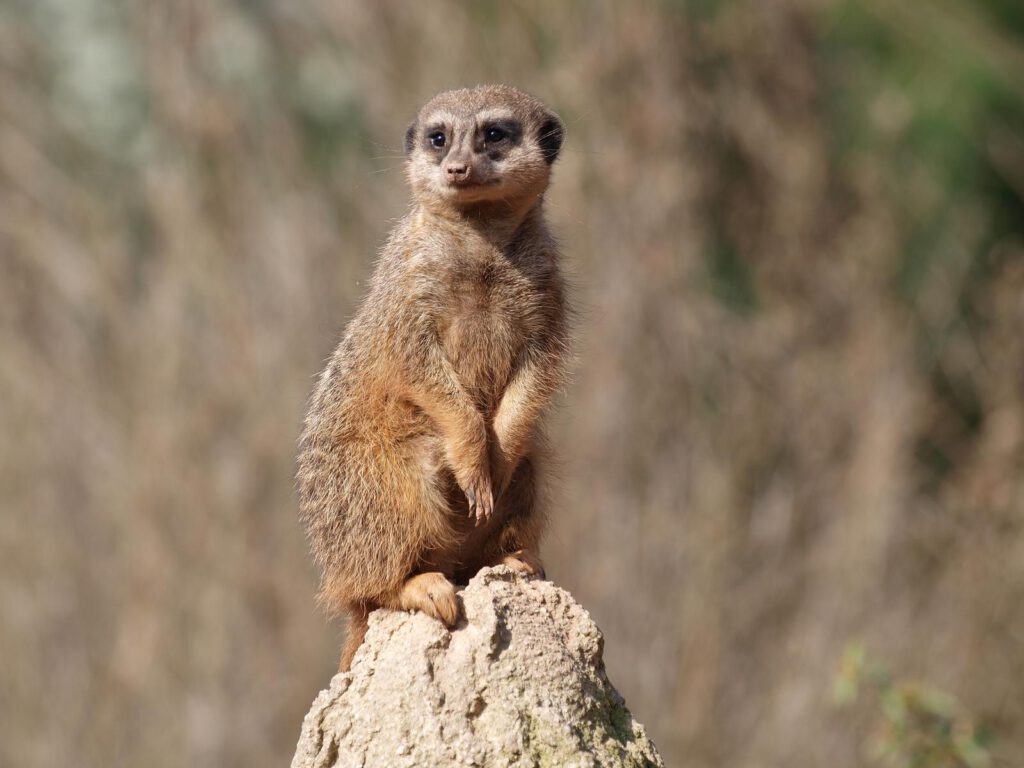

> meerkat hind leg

[
  {"left": 337, "top": 571, "right": 458, "bottom": 671},
  {"left": 487, "top": 458, "right": 545, "bottom": 579}
]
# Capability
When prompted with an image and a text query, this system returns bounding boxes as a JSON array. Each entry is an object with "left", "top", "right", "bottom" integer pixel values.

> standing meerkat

[{"left": 297, "top": 85, "right": 570, "bottom": 671}]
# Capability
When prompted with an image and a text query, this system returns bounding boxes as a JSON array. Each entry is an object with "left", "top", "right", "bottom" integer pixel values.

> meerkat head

[{"left": 404, "top": 85, "right": 564, "bottom": 211}]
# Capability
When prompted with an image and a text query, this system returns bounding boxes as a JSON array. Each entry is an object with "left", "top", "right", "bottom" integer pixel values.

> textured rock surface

[{"left": 291, "top": 567, "right": 664, "bottom": 768}]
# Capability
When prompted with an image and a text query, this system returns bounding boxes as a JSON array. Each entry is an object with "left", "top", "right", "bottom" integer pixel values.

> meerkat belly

[
  {"left": 440, "top": 274, "right": 537, "bottom": 409},
  {"left": 444, "top": 311, "right": 518, "bottom": 398}
]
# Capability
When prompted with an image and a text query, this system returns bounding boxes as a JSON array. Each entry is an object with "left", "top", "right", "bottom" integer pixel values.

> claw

[
  {"left": 474, "top": 489, "right": 493, "bottom": 525},
  {"left": 461, "top": 473, "right": 494, "bottom": 524}
]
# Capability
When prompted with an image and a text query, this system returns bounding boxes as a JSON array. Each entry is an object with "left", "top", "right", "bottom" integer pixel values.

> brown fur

[{"left": 297, "top": 85, "right": 570, "bottom": 671}]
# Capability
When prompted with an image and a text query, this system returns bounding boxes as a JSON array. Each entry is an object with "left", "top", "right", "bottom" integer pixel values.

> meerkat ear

[
  {"left": 404, "top": 121, "right": 417, "bottom": 154},
  {"left": 537, "top": 114, "right": 564, "bottom": 164}
]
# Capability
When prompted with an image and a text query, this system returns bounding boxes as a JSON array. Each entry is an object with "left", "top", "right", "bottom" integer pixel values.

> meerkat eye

[
  {"left": 484, "top": 126, "right": 507, "bottom": 144},
  {"left": 428, "top": 131, "right": 446, "bottom": 149}
]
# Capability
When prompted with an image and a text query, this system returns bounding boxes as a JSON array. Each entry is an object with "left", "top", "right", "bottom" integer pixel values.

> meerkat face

[{"left": 405, "top": 85, "right": 563, "bottom": 208}]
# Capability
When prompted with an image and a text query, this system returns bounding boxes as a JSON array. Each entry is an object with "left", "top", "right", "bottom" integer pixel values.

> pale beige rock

[{"left": 291, "top": 566, "right": 664, "bottom": 768}]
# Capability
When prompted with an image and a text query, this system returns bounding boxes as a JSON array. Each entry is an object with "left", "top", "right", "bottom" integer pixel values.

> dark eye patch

[
  {"left": 480, "top": 120, "right": 522, "bottom": 148},
  {"left": 421, "top": 123, "right": 448, "bottom": 152}
]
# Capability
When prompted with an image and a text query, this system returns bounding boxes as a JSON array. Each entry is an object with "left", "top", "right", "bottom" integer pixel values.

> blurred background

[{"left": 2, "top": 1, "right": 1023, "bottom": 766}]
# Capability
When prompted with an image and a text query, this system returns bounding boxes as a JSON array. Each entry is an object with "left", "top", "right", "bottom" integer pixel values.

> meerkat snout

[{"left": 443, "top": 158, "right": 471, "bottom": 184}]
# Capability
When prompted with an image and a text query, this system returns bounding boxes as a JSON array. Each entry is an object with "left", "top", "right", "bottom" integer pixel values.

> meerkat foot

[
  {"left": 499, "top": 549, "right": 546, "bottom": 580},
  {"left": 397, "top": 572, "right": 459, "bottom": 626}
]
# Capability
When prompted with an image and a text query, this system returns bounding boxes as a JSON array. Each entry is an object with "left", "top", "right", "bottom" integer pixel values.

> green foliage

[{"left": 835, "top": 644, "right": 993, "bottom": 768}]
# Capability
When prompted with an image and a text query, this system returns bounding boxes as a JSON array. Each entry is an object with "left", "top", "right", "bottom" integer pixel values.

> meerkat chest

[{"left": 438, "top": 257, "right": 547, "bottom": 398}]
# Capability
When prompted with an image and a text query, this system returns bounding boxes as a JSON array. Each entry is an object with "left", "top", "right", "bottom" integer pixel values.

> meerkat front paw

[
  {"left": 458, "top": 467, "right": 494, "bottom": 525},
  {"left": 499, "top": 549, "right": 546, "bottom": 580},
  {"left": 397, "top": 572, "right": 459, "bottom": 626}
]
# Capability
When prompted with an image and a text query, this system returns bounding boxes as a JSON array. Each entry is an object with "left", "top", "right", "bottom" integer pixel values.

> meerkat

[{"left": 297, "top": 85, "right": 570, "bottom": 671}]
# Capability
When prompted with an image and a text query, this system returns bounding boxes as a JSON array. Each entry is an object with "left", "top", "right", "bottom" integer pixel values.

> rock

[{"left": 291, "top": 566, "right": 664, "bottom": 768}]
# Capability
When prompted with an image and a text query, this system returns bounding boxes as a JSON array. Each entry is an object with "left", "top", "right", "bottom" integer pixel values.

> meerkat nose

[{"left": 445, "top": 162, "right": 470, "bottom": 182}]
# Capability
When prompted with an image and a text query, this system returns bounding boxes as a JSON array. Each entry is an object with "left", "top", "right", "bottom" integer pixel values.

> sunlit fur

[{"left": 297, "top": 85, "right": 569, "bottom": 671}]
